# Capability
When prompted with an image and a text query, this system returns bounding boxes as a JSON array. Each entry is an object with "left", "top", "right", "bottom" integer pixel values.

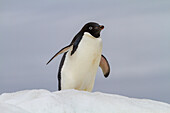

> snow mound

[{"left": 0, "top": 89, "right": 170, "bottom": 113}]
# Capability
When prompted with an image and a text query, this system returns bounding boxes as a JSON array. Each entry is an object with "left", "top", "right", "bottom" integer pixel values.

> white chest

[{"left": 61, "top": 32, "right": 103, "bottom": 91}]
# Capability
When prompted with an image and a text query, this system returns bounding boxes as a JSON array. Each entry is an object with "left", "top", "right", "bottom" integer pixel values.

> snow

[{"left": 0, "top": 89, "right": 170, "bottom": 113}]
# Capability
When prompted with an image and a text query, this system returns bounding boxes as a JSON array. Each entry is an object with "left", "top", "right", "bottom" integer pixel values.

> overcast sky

[{"left": 0, "top": 0, "right": 170, "bottom": 103}]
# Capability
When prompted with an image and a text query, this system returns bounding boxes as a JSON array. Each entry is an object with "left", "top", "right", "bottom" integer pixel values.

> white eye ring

[{"left": 89, "top": 26, "right": 93, "bottom": 30}]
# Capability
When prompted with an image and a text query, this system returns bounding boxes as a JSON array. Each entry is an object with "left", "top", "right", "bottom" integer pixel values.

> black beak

[{"left": 100, "top": 25, "right": 104, "bottom": 30}]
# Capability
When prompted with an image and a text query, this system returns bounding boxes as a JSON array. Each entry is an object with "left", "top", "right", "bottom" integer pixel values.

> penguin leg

[
  {"left": 85, "top": 82, "right": 95, "bottom": 92},
  {"left": 85, "top": 87, "right": 93, "bottom": 92}
]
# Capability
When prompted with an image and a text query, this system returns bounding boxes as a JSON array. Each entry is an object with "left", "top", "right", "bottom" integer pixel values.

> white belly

[{"left": 61, "top": 32, "right": 102, "bottom": 91}]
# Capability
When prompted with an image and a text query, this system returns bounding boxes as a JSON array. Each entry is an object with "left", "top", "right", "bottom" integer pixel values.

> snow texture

[{"left": 0, "top": 89, "right": 170, "bottom": 113}]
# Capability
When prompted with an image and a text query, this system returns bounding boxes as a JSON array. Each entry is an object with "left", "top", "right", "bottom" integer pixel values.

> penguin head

[{"left": 81, "top": 22, "right": 104, "bottom": 38}]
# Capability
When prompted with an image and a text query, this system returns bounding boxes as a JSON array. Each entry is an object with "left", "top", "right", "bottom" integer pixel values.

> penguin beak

[{"left": 100, "top": 25, "right": 104, "bottom": 30}]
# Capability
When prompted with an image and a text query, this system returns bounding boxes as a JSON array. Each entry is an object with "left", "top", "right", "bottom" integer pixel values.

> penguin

[{"left": 47, "top": 22, "right": 110, "bottom": 92}]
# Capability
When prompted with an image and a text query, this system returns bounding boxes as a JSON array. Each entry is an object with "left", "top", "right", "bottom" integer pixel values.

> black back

[{"left": 58, "top": 52, "right": 67, "bottom": 90}]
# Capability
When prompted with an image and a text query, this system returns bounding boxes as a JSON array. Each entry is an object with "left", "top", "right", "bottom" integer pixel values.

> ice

[{"left": 0, "top": 89, "right": 170, "bottom": 113}]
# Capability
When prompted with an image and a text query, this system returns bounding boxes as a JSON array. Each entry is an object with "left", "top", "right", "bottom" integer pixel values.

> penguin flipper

[
  {"left": 46, "top": 45, "right": 72, "bottom": 65},
  {"left": 99, "top": 55, "right": 110, "bottom": 78}
]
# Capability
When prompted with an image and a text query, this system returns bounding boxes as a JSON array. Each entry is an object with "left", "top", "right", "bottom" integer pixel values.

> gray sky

[{"left": 1, "top": 0, "right": 170, "bottom": 103}]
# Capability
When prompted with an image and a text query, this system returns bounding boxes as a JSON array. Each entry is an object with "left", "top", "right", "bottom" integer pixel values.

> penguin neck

[{"left": 83, "top": 32, "right": 98, "bottom": 39}]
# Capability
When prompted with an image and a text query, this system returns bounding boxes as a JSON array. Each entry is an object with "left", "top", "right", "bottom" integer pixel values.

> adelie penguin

[{"left": 47, "top": 22, "right": 110, "bottom": 92}]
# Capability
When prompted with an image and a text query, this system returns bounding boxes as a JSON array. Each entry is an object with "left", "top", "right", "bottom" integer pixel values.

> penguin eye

[{"left": 89, "top": 26, "right": 93, "bottom": 30}]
